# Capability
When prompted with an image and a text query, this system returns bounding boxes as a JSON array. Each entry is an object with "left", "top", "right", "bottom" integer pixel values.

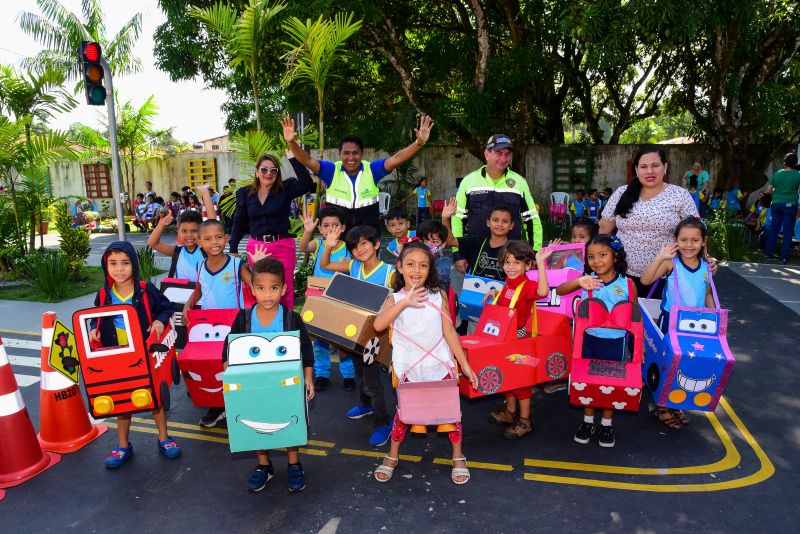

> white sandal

[
  {"left": 451, "top": 457, "right": 470, "bottom": 485},
  {"left": 374, "top": 455, "right": 398, "bottom": 483}
]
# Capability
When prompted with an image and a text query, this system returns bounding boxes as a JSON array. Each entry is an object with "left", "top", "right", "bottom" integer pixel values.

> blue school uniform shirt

[
  {"left": 416, "top": 186, "right": 430, "bottom": 208},
  {"left": 197, "top": 256, "right": 244, "bottom": 309},
  {"left": 386, "top": 230, "right": 415, "bottom": 258},
  {"left": 726, "top": 189, "right": 742, "bottom": 212},
  {"left": 689, "top": 189, "right": 701, "bottom": 212},
  {"left": 585, "top": 199, "right": 602, "bottom": 221},
  {"left": 175, "top": 245, "right": 204, "bottom": 281},
  {"left": 570, "top": 199, "right": 587, "bottom": 218},
  {"left": 349, "top": 259, "right": 395, "bottom": 287},
  {"left": 661, "top": 258, "right": 710, "bottom": 313},
  {"left": 311, "top": 238, "right": 350, "bottom": 278},
  {"left": 109, "top": 286, "right": 134, "bottom": 333},
  {"left": 580, "top": 274, "right": 630, "bottom": 339},
  {"left": 251, "top": 305, "right": 284, "bottom": 333}
]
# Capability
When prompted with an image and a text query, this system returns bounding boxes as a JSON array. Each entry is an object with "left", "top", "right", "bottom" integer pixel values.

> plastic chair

[
  {"left": 378, "top": 192, "right": 391, "bottom": 215},
  {"left": 549, "top": 192, "right": 571, "bottom": 225}
]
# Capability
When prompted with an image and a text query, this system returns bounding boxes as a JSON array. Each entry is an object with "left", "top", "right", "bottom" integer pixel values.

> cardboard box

[
  {"left": 304, "top": 276, "right": 331, "bottom": 298},
  {"left": 222, "top": 332, "right": 308, "bottom": 453},
  {"left": 178, "top": 308, "right": 239, "bottom": 408},
  {"left": 301, "top": 273, "right": 392, "bottom": 366},
  {"left": 458, "top": 275, "right": 504, "bottom": 322},
  {"left": 160, "top": 277, "right": 197, "bottom": 349},
  {"left": 640, "top": 298, "right": 735, "bottom": 412}
]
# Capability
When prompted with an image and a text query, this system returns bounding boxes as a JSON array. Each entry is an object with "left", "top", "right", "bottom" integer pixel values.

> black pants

[{"left": 351, "top": 355, "right": 393, "bottom": 427}]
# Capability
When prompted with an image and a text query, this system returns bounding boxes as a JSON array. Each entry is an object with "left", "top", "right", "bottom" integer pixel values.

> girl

[
  {"left": 372, "top": 242, "right": 478, "bottom": 484},
  {"left": 641, "top": 217, "right": 715, "bottom": 428},
  {"left": 485, "top": 241, "right": 553, "bottom": 439},
  {"left": 557, "top": 234, "right": 637, "bottom": 448}
]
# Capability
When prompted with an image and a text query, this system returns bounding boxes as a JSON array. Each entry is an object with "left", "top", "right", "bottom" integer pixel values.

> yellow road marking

[
  {"left": 524, "top": 411, "right": 739, "bottom": 475},
  {"left": 340, "top": 448, "right": 422, "bottom": 462},
  {"left": 130, "top": 416, "right": 335, "bottom": 448},
  {"left": 0, "top": 328, "right": 40, "bottom": 336},
  {"left": 433, "top": 458, "right": 513, "bottom": 472},
  {"left": 523, "top": 398, "right": 775, "bottom": 492}
]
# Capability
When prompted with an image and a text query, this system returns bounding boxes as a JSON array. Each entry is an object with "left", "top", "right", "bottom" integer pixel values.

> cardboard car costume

[
  {"left": 458, "top": 275, "right": 504, "bottom": 322},
  {"left": 178, "top": 308, "right": 239, "bottom": 408},
  {"left": 528, "top": 243, "right": 584, "bottom": 318},
  {"left": 458, "top": 304, "right": 572, "bottom": 398},
  {"left": 159, "top": 277, "right": 196, "bottom": 349},
  {"left": 301, "top": 273, "right": 392, "bottom": 366},
  {"left": 222, "top": 332, "right": 308, "bottom": 453},
  {"left": 72, "top": 304, "right": 179, "bottom": 417}
]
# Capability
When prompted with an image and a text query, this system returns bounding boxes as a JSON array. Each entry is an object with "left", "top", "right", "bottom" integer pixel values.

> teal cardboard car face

[{"left": 222, "top": 332, "right": 308, "bottom": 453}]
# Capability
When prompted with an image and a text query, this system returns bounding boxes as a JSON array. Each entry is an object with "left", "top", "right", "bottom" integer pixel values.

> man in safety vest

[
  {"left": 451, "top": 134, "right": 543, "bottom": 249},
  {"left": 284, "top": 115, "right": 434, "bottom": 233}
]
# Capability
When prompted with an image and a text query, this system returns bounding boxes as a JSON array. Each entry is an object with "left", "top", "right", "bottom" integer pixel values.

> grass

[{"left": 0, "top": 266, "right": 106, "bottom": 302}]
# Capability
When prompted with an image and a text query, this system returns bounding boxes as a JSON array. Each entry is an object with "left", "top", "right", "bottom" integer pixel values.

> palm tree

[
  {"left": 18, "top": 0, "right": 142, "bottom": 83},
  {"left": 191, "top": 0, "right": 287, "bottom": 131}
]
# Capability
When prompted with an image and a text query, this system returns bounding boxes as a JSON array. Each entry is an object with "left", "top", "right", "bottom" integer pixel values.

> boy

[
  {"left": 320, "top": 225, "right": 396, "bottom": 448},
  {"left": 404, "top": 177, "right": 432, "bottom": 225},
  {"left": 222, "top": 258, "right": 315, "bottom": 493},
  {"left": 133, "top": 193, "right": 148, "bottom": 231},
  {"left": 168, "top": 192, "right": 183, "bottom": 219},
  {"left": 149, "top": 210, "right": 205, "bottom": 280},
  {"left": 298, "top": 205, "right": 355, "bottom": 392},
  {"left": 585, "top": 189, "right": 602, "bottom": 221},
  {"left": 416, "top": 219, "right": 452, "bottom": 291},
  {"left": 183, "top": 219, "right": 261, "bottom": 426},
  {"left": 384, "top": 208, "right": 414, "bottom": 260},
  {"left": 570, "top": 189, "right": 587, "bottom": 220},
  {"left": 442, "top": 200, "right": 513, "bottom": 283},
  {"left": 91, "top": 241, "right": 182, "bottom": 468},
  {"left": 600, "top": 187, "right": 613, "bottom": 211}
]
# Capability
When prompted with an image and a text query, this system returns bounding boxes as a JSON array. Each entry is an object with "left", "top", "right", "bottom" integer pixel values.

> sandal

[
  {"left": 656, "top": 407, "right": 683, "bottom": 429},
  {"left": 374, "top": 455, "right": 398, "bottom": 483},
  {"left": 671, "top": 409, "right": 691, "bottom": 426},
  {"left": 451, "top": 457, "right": 470, "bottom": 485}
]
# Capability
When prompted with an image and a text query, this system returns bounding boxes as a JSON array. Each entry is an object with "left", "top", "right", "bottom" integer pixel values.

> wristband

[{"left": 415, "top": 138, "right": 425, "bottom": 147}]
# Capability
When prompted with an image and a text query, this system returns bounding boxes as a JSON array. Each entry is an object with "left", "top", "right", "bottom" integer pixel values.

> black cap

[{"left": 485, "top": 134, "right": 513, "bottom": 151}]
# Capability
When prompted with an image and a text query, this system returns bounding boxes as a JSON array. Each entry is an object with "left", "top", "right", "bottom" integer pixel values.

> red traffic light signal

[{"left": 80, "top": 41, "right": 105, "bottom": 106}]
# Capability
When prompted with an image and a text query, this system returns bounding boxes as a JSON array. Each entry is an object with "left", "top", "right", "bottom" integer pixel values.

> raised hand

[
  {"left": 403, "top": 284, "right": 429, "bottom": 308},
  {"left": 441, "top": 197, "right": 457, "bottom": 219},
  {"left": 577, "top": 275, "right": 604, "bottom": 291},
  {"left": 537, "top": 246, "right": 554, "bottom": 264},
  {"left": 301, "top": 207, "right": 318, "bottom": 233},
  {"left": 549, "top": 238, "right": 564, "bottom": 246},
  {"left": 325, "top": 225, "right": 344, "bottom": 248},
  {"left": 248, "top": 243, "right": 272, "bottom": 264},
  {"left": 657, "top": 243, "right": 679, "bottom": 262},
  {"left": 158, "top": 212, "right": 174, "bottom": 226},
  {"left": 414, "top": 115, "right": 434, "bottom": 145},
  {"left": 281, "top": 116, "right": 297, "bottom": 143}
]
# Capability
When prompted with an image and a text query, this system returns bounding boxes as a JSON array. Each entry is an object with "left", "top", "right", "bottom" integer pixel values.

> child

[
  {"left": 404, "top": 177, "right": 432, "bottom": 226},
  {"left": 585, "top": 189, "right": 602, "bottom": 221},
  {"left": 186, "top": 195, "right": 201, "bottom": 213},
  {"left": 221, "top": 258, "right": 314, "bottom": 493},
  {"left": 484, "top": 241, "right": 553, "bottom": 439},
  {"left": 384, "top": 208, "right": 414, "bottom": 259},
  {"left": 641, "top": 218, "right": 714, "bottom": 429},
  {"left": 183, "top": 219, "right": 261, "bottom": 426},
  {"left": 372, "top": 242, "right": 479, "bottom": 484},
  {"left": 320, "top": 225, "right": 396, "bottom": 447},
  {"left": 600, "top": 187, "right": 613, "bottom": 212},
  {"left": 148, "top": 210, "right": 205, "bottom": 280},
  {"left": 298, "top": 205, "right": 355, "bottom": 392},
  {"left": 91, "top": 241, "right": 182, "bottom": 468},
  {"left": 570, "top": 190, "right": 587, "bottom": 220},
  {"left": 724, "top": 180, "right": 743, "bottom": 215},
  {"left": 416, "top": 219, "right": 452, "bottom": 291},
  {"left": 168, "top": 192, "right": 183, "bottom": 219},
  {"left": 557, "top": 234, "right": 637, "bottom": 448},
  {"left": 709, "top": 188, "right": 723, "bottom": 210},
  {"left": 133, "top": 193, "right": 148, "bottom": 231}
]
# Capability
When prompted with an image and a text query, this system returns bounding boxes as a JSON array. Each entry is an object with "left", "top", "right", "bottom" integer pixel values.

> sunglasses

[{"left": 259, "top": 167, "right": 279, "bottom": 175}]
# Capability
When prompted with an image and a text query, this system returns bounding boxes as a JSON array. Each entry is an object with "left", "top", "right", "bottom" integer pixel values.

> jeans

[
  {"left": 416, "top": 207, "right": 431, "bottom": 225},
  {"left": 313, "top": 340, "right": 355, "bottom": 379},
  {"left": 765, "top": 202, "right": 798, "bottom": 260}
]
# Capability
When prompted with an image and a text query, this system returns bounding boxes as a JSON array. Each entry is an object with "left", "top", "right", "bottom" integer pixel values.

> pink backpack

[{"left": 549, "top": 202, "right": 567, "bottom": 223}]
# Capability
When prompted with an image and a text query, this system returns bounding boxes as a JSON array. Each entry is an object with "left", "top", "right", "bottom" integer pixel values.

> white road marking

[
  {"left": 9, "top": 355, "right": 40, "bottom": 368},
  {"left": 14, "top": 374, "right": 40, "bottom": 387},
  {"left": 3, "top": 338, "right": 40, "bottom": 350},
  {"left": 317, "top": 518, "right": 341, "bottom": 534}
]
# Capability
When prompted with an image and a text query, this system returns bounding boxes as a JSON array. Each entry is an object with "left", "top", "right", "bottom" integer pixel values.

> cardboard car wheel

[
  {"left": 172, "top": 358, "right": 181, "bottom": 385},
  {"left": 160, "top": 381, "right": 170, "bottom": 412},
  {"left": 477, "top": 366, "right": 502, "bottom": 395},
  {"left": 545, "top": 352, "right": 568, "bottom": 379},
  {"left": 647, "top": 363, "right": 661, "bottom": 393},
  {"left": 363, "top": 337, "right": 380, "bottom": 365}
]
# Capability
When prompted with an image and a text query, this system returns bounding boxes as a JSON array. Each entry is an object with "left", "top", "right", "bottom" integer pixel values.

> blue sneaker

[
  {"left": 158, "top": 437, "right": 182, "bottom": 459},
  {"left": 287, "top": 463, "right": 306, "bottom": 492},
  {"left": 369, "top": 424, "right": 392, "bottom": 447},
  {"left": 346, "top": 404, "right": 374, "bottom": 419},
  {"left": 104, "top": 444, "right": 133, "bottom": 468},
  {"left": 247, "top": 463, "right": 274, "bottom": 492}
]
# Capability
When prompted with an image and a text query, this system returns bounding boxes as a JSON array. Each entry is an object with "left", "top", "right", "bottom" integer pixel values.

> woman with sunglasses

[{"left": 228, "top": 117, "right": 315, "bottom": 309}]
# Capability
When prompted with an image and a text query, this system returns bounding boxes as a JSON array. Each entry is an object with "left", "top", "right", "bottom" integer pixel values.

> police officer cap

[{"left": 486, "top": 134, "right": 513, "bottom": 151}]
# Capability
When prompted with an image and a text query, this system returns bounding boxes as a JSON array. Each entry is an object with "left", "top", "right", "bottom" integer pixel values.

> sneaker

[
  {"left": 287, "top": 463, "right": 306, "bottom": 492},
  {"left": 247, "top": 463, "right": 274, "bottom": 492},
  {"left": 504, "top": 417, "right": 533, "bottom": 440},
  {"left": 104, "top": 444, "right": 133, "bottom": 468},
  {"left": 598, "top": 425, "right": 615, "bottom": 448},
  {"left": 543, "top": 380, "right": 567, "bottom": 394},
  {"left": 574, "top": 422, "right": 595, "bottom": 444},
  {"left": 343, "top": 378, "right": 356, "bottom": 391},
  {"left": 158, "top": 437, "right": 182, "bottom": 459},
  {"left": 488, "top": 406, "right": 518, "bottom": 425},
  {"left": 781, "top": 257, "right": 789, "bottom": 265},
  {"left": 369, "top": 424, "right": 392, "bottom": 447},
  {"left": 314, "top": 376, "right": 330, "bottom": 391},
  {"left": 346, "top": 404, "right": 374, "bottom": 419},
  {"left": 199, "top": 407, "right": 225, "bottom": 427}
]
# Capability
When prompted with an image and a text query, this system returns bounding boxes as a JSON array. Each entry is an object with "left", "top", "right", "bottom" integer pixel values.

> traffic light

[{"left": 80, "top": 41, "right": 105, "bottom": 106}]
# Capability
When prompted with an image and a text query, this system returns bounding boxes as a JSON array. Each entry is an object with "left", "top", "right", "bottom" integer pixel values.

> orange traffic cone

[
  {"left": 37, "top": 312, "right": 107, "bottom": 453},
  {"left": 0, "top": 336, "right": 60, "bottom": 489}
]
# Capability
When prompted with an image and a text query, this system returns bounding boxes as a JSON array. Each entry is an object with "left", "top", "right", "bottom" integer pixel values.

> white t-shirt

[{"left": 602, "top": 184, "right": 698, "bottom": 277}]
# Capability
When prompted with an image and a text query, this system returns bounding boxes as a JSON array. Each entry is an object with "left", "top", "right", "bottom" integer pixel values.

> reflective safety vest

[{"left": 325, "top": 160, "right": 380, "bottom": 210}]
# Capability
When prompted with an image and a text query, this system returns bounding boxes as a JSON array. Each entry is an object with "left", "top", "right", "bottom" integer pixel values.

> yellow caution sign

[{"left": 50, "top": 320, "right": 79, "bottom": 383}]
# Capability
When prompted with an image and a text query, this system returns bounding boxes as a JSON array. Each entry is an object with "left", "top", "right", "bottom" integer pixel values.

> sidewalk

[{"left": 726, "top": 261, "right": 800, "bottom": 315}]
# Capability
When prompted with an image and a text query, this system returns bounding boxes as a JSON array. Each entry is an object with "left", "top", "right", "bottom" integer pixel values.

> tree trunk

[
  {"left": 716, "top": 139, "right": 775, "bottom": 193},
  {"left": 315, "top": 92, "right": 324, "bottom": 219}
]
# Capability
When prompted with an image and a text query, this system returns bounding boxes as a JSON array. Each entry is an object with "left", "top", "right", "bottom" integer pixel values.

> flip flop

[
  {"left": 451, "top": 457, "right": 470, "bottom": 485},
  {"left": 656, "top": 407, "right": 683, "bottom": 429},
  {"left": 671, "top": 409, "right": 691, "bottom": 426}
]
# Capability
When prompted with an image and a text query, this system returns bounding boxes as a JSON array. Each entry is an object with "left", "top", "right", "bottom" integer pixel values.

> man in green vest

[
  {"left": 451, "top": 134, "right": 543, "bottom": 248},
  {"left": 284, "top": 116, "right": 434, "bottom": 233}
]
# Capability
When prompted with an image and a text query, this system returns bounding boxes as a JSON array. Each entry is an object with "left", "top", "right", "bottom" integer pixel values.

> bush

[
  {"left": 706, "top": 209, "right": 754, "bottom": 261},
  {"left": 15, "top": 248, "right": 71, "bottom": 301},
  {"left": 137, "top": 245, "right": 159, "bottom": 281},
  {"left": 53, "top": 201, "right": 90, "bottom": 278}
]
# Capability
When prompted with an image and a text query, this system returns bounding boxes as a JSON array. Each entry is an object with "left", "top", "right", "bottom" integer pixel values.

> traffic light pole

[{"left": 100, "top": 57, "right": 126, "bottom": 241}]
